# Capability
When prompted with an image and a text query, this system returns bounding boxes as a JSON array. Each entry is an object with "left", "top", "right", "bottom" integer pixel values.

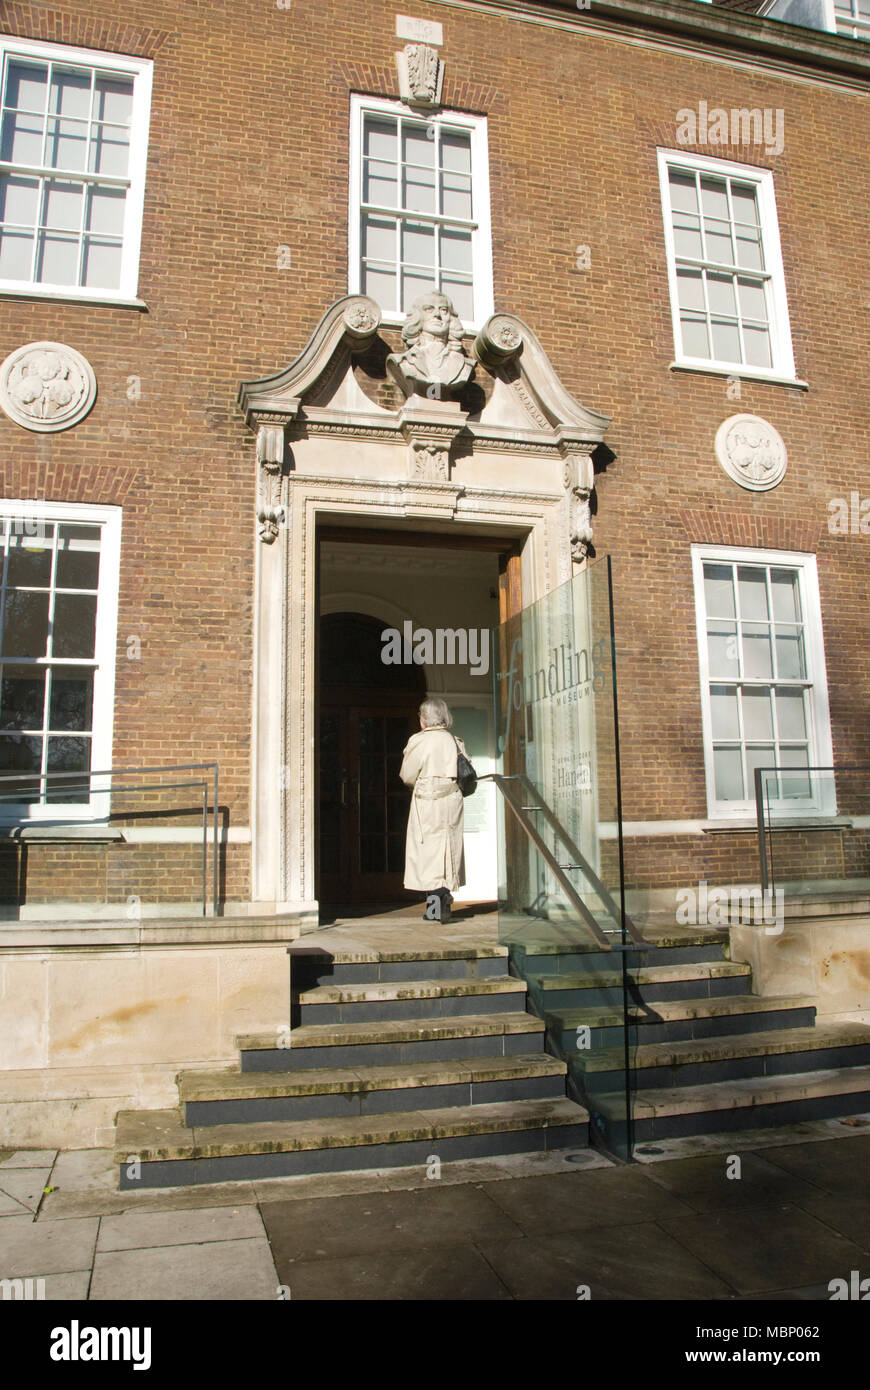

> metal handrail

[
  {"left": 755, "top": 763, "right": 870, "bottom": 895},
  {"left": 0, "top": 763, "right": 220, "bottom": 917},
  {"left": 480, "top": 772, "right": 649, "bottom": 950}
]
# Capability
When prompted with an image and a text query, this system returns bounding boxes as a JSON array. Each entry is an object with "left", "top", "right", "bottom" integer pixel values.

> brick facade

[{"left": 1, "top": 0, "right": 868, "bottom": 910}]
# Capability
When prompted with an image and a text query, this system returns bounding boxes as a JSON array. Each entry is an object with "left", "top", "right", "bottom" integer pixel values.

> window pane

[
  {"left": 93, "top": 76, "right": 133, "bottom": 125},
  {"left": 776, "top": 688, "right": 807, "bottom": 741},
  {"left": 86, "top": 184, "right": 125, "bottom": 236},
  {"left": 742, "top": 623, "right": 773, "bottom": 679},
  {"left": 775, "top": 626, "right": 806, "bottom": 679},
  {"left": 2, "top": 590, "right": 50, "bottom": 657},
  {"left": 731, "top": 184, "right": 759, "bottom": 227},
  {"left": 742, "top": 687, "right": 773, "bottom": 740},
  {"left": 704, "top": 564, "right": 735, "bottom": 618},
  {"left": 735, "top": 231, "right": 764, "bottom": 272},
  {"left": 707, "top": 621, "right": 738, "bottom": 677},
  {"left": 363, "top": 158, "right": 397, "bottom": 206},
  {"left": 402, "top": 269, "right": 436, "bottom": 310},
  {"left": 778, "top": 746, "right": 811, "bottom": 799},
  {"left": 36, "top": 230, "right": 79, "bottom": 283},
  {"left": 46, "top": 735, "right": 90, "bottom": 802},
  {"left": 6, "top": 534, "right": 52, "bottom": 587},
  {"left": 361, "top": 263, "right": 396, "bottom": 312},
  {"left": 49, "top": 668, "right": 94, "bottom": 731},
  {"left": 440, "top": 226, "right": 472, "bottom": 273},
  {"left": 49, "top": 68, "right": 91, "bottom": 119},
  {"left": 43, "top": 179, "right": 83, "bottom": 232},
  {"left": 680, "top": 315, "right": 709, "bottom": 358},
  {"left": 1, "top": 110, "right": 43, "bottom": 164},
  {"left": 0, "top": 228, "right": 34, "bottom": 277},
  {"left": 743, "top": 325, "right": 771, "bottom": 368},
  {"left": 707, "top": 273, "right": 737, "bottom": 317},
  {"left": 362, "top": 214, "right": 396, "bottom": 265},
  {"left": 704, "top": 220, "right": 734, "bottom": 265},
  {"left": 363, "top": 117, "right": 396, "bottom": 162},
  {"left": 0, "top": 666, "right": 46, "bottom": 730},
  {"left": 0, "top": 174, "right": 40, "bottom": 226},
  {"left": 82, "top": 237, "right": 121, "bottom": 289},
  {"left": 710, "top": 684, "right": 739, "bottom": 739},
  {"left": 714, "top": 745, "right": 743, "bottom": 800},
  {"left": 52, "top": 593, "right": 97, "bottom": 659},
  {"left": 676, "top": 268, "right": 705, "bottom": 311},
  {"left": 402, "top": 124, "right": 435, "bottom": 169},
  {"left": 737, "top": 278, "right": 767, "bottom": 323},
  {"left": 56, "top": 526, "right": 100, "bottom": 589},
  {"left": 737, "top": 567, "right": 769, "bottom": 620},
  {"left": 402, "top": 220, "right": 435, "bottom": 268},
  {"left": 403, "top": 164, "right": 436, "bottom": 214},
  {"left": 770, "top": 569, "right": 801, "bottom": 623},
  {"left": 5, "top": 61, "right": 47, "bottom": 113},
  {"left": 711, "top": 319, "right": 740, "bottom": 362},
  {"left": 440, "top": 129, "right": 471, "bottom": 173},
  {"left": 0, "top": 733, "right": 43, "bottom": 800},
  {"left": 745, "top": 745, "right": 775, "bottom": 800},
  {"left": 668, "top": 168, "right": 698, "bottom": 213}
]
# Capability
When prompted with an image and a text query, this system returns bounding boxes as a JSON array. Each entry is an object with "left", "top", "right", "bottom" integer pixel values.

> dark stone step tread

[
  {"left": 114, "top": 1097, "right": 588, "bottom": 1162},
  {"left": 297, "top": 975, "right": 526, "bottom": 1004},
  {"left": 581, "top": 1021, "right": 870, "bottom": 1073},
  {"left": 238, "top": 1011, "right": 545, "bottom": 1051},
  {"left": 596, "top": 1065, "right": 870, "bottom": 1120},
  {"left": 178, "top": 1054, "right": 566, "bottom": 1102}
]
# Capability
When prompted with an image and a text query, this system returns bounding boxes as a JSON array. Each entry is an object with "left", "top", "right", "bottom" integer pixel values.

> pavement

[{"left": 2, "top": 1112, "right": 870, "bottom": 1301}]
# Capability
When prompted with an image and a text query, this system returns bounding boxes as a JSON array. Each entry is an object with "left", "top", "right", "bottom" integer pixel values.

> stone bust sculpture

[{"left": 386, "top": 290, "right": 475, "bottom": 399}]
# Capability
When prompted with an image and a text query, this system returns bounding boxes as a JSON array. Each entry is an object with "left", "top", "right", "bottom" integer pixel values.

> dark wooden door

[{"left": 319, "top": 702, "right": 418, "bottom": 904}]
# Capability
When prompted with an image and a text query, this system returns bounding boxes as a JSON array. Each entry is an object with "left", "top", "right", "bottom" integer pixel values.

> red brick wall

[{"left": 1, "top": 0, "right": 867, "bottom": 902}]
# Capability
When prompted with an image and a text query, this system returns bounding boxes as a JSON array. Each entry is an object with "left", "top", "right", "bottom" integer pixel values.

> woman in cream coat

[{"left": 399, "top": 698, "right": 466, "bottom": 923}]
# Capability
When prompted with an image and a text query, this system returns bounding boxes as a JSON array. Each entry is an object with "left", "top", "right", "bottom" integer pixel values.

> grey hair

[{"left": 419, "top": 697, "right": 452, "bottom": 729}]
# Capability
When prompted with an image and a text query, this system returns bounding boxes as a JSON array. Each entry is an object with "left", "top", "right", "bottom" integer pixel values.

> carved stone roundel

[
  {"left": 715, "top": 414, "right": 787, "bottom": 492},
  {"left": 0, "top": 341, "right": 97, "bottom": 433}
]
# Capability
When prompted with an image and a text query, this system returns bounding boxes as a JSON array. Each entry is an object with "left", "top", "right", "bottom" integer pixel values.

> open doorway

[{"left": 316, "top": 527, "right": 521, "bottom": 915}]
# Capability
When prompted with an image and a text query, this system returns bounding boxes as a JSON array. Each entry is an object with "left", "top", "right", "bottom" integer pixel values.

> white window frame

[
  {"left": 0, "top": 500, "right": 121, "bottom": 822},
  {"left": 657, "top": 150, "right": 799, "bottom": 386},
  {"left": 0, "top": 35, "right": 152, "bottom": 306},
  {"left": 833, "top": 0, "right": 870, "bottom": 38},
  {"left": 348, "top": 92, "right": 494, "bottom": 332},
  {"left": 691, "top": 544, "right": 835, "bottom": 821}
]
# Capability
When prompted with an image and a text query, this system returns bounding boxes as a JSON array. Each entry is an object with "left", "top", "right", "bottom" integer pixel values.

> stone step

[
  {"left": 531, "top": 960, "right": 752, "bottom": 1008},
  {"left": 237, "top": 1010, "right": 547, "bottom": 1071},
  {"left": 114, "top": 1096, "right": 589, "bottom": 1188},
  {"left": 288, "top": 945, "right": 508, "bottom": 989},
  {"left": 598, "top": 1066, "right": 870, "bottom": 1141},
  {"left": 178, "top": 1053, "right": 567, "bottom": 1126},
  {"left": 577, "top": 1020, "right": 870, "bottom": 1090},
  {"left": 511, "top": 930, "right": 730, "bottom": 974},
  {"left": 549, "top": 993, "right": 817, "bottom": 1048},
  {"left": 295, "top": 974, "right": 527, "bottom": 1024}
]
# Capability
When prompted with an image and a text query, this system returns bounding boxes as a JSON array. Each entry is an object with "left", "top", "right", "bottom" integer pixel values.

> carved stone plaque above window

[
  {"left": 396, "top": 43, "right": 444, "bottom": 108},
  {"left": 714, "top": 413, "right": 788, "bottom": 492},
  {"left": 0, "top": 341, "right": 97, "bottom": 433}
]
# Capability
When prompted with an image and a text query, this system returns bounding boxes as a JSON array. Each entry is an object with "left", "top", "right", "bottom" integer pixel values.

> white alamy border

[{"left": 0, "top": 35, "right": 153, "bottom": 307}]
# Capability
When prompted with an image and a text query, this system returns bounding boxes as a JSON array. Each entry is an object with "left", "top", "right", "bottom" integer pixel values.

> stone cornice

[{"left": 429, "top": 0, "right": 870, "bottom": 85}]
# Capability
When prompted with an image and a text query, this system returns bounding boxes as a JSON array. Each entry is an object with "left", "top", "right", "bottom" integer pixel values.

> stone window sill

[
  {"left": 669, "top": 362, "right": 809, "bottom": 391},
  {"left": 0, "top": 825, "right": 125, "bottom": 842},
  {"left": 703, "top": 818, "right": 853, "bottom": 833}
]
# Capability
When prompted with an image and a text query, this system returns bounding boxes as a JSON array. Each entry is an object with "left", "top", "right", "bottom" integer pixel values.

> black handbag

[{"left": 453, "top": 735, "right": 478, "bottom": 797}]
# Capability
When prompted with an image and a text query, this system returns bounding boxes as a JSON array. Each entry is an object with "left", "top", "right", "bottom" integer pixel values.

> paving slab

[
  {"left": 276, "top": 1244, "right": 512, "bottom": 1300},
  {"left": 0, "top": 1168, "right": 52, "bottom": 1213},
  {"left": 482, "top": 1166, "right": 695, "bottom": 1235},
  {"left": 89, "top": 1237, "right": 279, "bottom": 1301},
  {"left": 639, "top": 1151, "right": 823, "bottom": 1213},
  {"left": 0, "top": 1151, "right": 57, "bottom": 1168},
  {"left": 97, "top": 1204, "right": 267, "bottom": 1252},
  {"left": 0, "top": 1189, "right": 33, "bottom": 1217},
  {"left": 659, "top": 1203, "right": 868, "bottom": 1295},
  {"left": 758, "top": 1135, "right": 870, "bottom": 1196},
  {"left": 477, "top": 1223, "right": 734, "bottom": 1300},
  {"left": 0, "top": 1215, "right": 98, "bottom": 1277},
  {"left": 262, "top": 1183, "right": 523, "bottom": 1268},
  {"left": 785, "top": 1192, "right": 870, "bottom": 1254}
]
